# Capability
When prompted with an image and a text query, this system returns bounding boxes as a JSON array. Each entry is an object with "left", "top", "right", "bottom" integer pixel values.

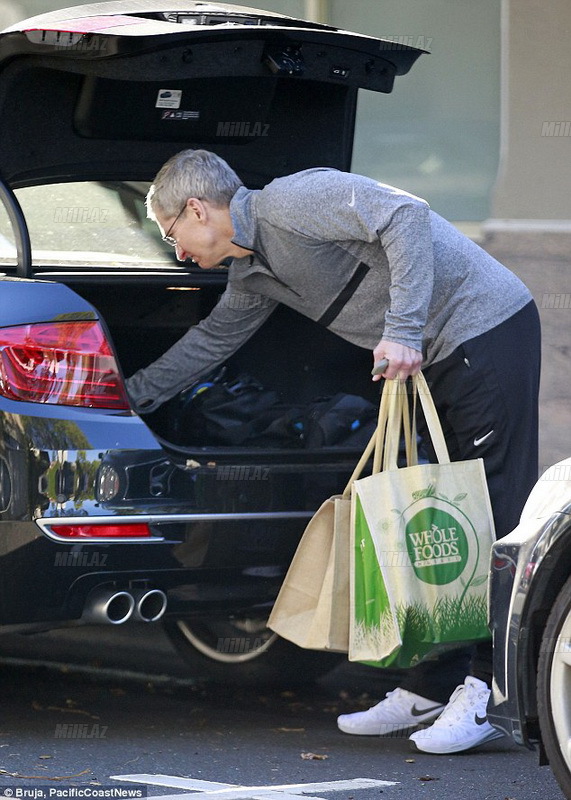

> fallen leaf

[
  {"left": 38, "top": 756, "right": 53, "bottom": 760},
  {"left": 0, "top": 769, "right": 91, "bottom": 781},
  {"left": 274, "top": 727, "right": 305, "bottom": 733},
  {"left": 404, "top": 759, "right": 415, "bottom": 763},
  {"left": 31, "top": 701, "right": 99, "bottom": 720},
  {"left": 417, "top": 775, "right": 439, "bottom": 782},
  {"left": 300, "top": 752, "right": 328, "bottom": 760}
]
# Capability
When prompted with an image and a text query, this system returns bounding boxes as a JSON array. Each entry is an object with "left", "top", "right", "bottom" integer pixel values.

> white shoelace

[{"left": 431, "top": 685, "right": 474, "bottom": 727}]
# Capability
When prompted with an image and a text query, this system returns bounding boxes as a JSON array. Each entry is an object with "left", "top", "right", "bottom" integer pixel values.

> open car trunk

[
  {"left": 0, "top": 2, "right": 426, "bottom": 514},
  {"left": 60, "top": 272, "right": 382, "bottom": 524},
  {"left": 75, "top": 274, "right": 380, "bottom": 453}
]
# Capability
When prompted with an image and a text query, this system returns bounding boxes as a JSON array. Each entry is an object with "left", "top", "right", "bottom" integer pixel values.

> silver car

[{"left": 489, "top": 457, "right": 571, "bottom": 799}]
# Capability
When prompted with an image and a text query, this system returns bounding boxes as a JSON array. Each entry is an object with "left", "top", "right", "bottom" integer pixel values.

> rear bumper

[
  {"left": 1, "top": 446, "right": 357, "bottom": 628},
  {"left": 0, "top": 403, "right": 360, "bottom": 628},
  {"left": 1, "top": 510, "right": 313, "bottom": 626}
]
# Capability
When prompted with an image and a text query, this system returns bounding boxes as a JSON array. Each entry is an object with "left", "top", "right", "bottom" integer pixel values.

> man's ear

[{"left": 187, "top": 197, "right": 205, "bottom": 220}]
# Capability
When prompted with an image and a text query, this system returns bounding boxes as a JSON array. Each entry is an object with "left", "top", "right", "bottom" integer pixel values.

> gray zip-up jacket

[{"left": 126, "top": 168, "right": 532, "bottom": 414}]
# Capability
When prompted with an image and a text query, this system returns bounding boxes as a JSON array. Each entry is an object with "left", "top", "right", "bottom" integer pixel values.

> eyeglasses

[{"left": 162, "top": 202, "right": 187, "bottom": 247}]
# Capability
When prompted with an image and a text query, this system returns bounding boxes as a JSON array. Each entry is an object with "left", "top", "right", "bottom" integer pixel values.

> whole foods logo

[{"left": 405, "top": 507, "right": 469, "bottom": 585}]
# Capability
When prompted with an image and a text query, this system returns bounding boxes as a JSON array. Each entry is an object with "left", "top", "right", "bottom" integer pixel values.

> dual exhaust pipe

[{"left": 82, "top": 587, "right": 167, "bottom": 625}]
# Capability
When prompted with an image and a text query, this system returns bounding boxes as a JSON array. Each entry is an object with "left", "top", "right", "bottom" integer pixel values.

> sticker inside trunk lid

[
  {"left": 156, "top": 89, "right": 182, "bottom": 109},
  {"left": 161, "top": 110, "right": 200, "bottom": 120}
]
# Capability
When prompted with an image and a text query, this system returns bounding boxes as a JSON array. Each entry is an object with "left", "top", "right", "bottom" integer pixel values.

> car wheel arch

[{"left": 517, "top": 516, "right": 571, "bottom": 727}]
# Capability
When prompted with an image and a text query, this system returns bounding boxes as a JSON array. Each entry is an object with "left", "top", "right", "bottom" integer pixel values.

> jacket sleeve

[
  {"left": 125, "top": 288, "right": 278, "bottom": 414},
  {"left": 374, "top": 201, "right": 434, "bottom": 353}
]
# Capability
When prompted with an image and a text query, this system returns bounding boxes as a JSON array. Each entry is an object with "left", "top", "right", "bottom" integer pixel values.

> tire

[
  {"left": 162, "top": 615, "right": 344, "bottom": 686},
  {"left": 537, "top": 574, "right": 571, "bottom": 799}
]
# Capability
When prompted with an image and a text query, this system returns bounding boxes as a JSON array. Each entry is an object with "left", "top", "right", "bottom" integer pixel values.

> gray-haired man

[{"left": 127, "top": 148, "right": 541, "bottom": 755}]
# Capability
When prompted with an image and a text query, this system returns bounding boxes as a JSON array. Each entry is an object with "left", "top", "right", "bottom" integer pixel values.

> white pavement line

[
  {"left": 110, "top": 774, "right": 399, "bottom": 798},
  {"left": 248, "top": 781, "right": 397, "bottom": 792},
  {"left": 110, "top": 781, "right": 323, "bottom": 800},
  {"left": 110, "top": 775, "right": 313, "bottom": 800},
  {"left": 134, "top": 793, "right": 323, "bottom": 800},
  {"left": 111, "top": 776, "right": 233, "bottom": 791}
]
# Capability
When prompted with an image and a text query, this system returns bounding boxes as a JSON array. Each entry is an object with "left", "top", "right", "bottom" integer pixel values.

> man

[{"left": 126, "top": 148, "right": 541, "bottom": 754}]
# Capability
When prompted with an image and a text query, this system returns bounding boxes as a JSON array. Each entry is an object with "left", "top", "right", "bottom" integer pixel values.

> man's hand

[{"left": 372, "top": 340, "right": 422, "bottom": 381}]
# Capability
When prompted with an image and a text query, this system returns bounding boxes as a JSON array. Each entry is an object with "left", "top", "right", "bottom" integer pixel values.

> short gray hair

[{"left": 146, "top": 149, "right": 243, "bottom": 219}]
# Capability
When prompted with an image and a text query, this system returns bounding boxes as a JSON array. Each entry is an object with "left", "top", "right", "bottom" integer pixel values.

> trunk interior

[{"left": 72, "top": 277, "right": 380, "bottom": 457}]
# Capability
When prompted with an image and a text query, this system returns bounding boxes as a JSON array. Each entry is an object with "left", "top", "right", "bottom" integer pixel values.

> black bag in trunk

[{"left": 170, "top": 370, "right": 377, "bottom": 449}]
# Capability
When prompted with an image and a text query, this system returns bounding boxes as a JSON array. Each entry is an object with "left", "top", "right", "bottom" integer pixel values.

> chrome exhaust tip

[
  {"left": 131, "top": 588, "right": 167, "bottom": 622},
  {"left": 81, "top": 587, "right": 135, "bottom": 625}
]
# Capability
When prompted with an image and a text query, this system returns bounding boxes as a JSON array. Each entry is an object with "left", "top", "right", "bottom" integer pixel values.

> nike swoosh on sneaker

[
  {"left": 411, "top": 703, "right": 444, "bottom": 717},
  {"left": 474, "top": 430, "right": 494, "bottom": 447},
  {"left": 474, "top": 714, "right": 488, "bottom": 725}
]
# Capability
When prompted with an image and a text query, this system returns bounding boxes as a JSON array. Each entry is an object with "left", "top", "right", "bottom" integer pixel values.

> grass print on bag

[{"left": 349, "top": 374, "right": 495, "bottom": 669}]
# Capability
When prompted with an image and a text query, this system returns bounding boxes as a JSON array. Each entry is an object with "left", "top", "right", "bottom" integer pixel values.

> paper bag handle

[{"left": 342, "top": 376, "right": 393, "bottom": 496}]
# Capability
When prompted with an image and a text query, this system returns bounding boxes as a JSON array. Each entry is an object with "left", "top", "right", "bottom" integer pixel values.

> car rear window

[{"left": 0, "top": 182, "right": 176, "bottom": 268}]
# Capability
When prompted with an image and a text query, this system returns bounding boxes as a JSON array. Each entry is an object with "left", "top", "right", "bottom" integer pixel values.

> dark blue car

[{"left": 0, "top": 1, "right": 424, "bottom": 682}]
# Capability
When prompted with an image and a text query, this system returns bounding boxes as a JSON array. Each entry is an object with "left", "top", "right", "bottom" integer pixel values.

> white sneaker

[
  {"left": 409, "top": 676, "right": 504, "bottom": 754},
  {"left": 337, "top": 688, "right": 445, "bottom": 736}
]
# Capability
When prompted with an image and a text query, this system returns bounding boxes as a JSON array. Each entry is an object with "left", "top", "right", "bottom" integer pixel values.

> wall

[{"left": 490, "top": 0, "right": 571, "bottom": 224}]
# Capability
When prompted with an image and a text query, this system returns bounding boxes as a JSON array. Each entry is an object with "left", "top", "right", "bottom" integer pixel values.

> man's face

[{"left": 156, "top": 198, "right": 232, "bottom": 269}]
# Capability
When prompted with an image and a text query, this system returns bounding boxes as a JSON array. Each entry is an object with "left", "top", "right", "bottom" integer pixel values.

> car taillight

[
  {"left": 0, "top": 321, "right": 130, "bottom": 409},
  {"left": 49, "top": 523, "right": 151, "bottom": 539}
]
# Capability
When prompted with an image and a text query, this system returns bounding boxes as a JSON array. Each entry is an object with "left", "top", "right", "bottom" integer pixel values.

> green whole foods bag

[{"left": 349, "top": 374, "right": 495, "bottom": 668}]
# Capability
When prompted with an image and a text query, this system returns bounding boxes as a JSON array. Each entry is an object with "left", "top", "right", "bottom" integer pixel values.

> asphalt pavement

[
  {"left": 0, "top": 228, "right": 567, "bottom": 800},
  {"left": 0, "top": 623, "right": 565, "bottom": 800}
]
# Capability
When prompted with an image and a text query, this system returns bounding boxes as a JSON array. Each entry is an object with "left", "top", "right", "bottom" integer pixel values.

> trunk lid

[{"left": 0, "top": 1, "right": 426, "bottom": 188}]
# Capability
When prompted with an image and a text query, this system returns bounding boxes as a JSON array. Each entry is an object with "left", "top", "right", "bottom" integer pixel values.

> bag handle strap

[
  {"left": 342, "top": 379, "right": 392, "bottom": 496},
  {"left": 341, "top": 429, "right": 376, "bottom": 497},
  {"left": 379, "top": 372, "right": 450, "bottom": 471},
  {"left": 382, "top": 378, "right": 410, "bottom": 471},
  {"left": 341, "top": 367, "right": 450, "bottom": 495},
  {"left": 413, "top": 372, "right": 450, "bottom": 464},
  {"left": 372, "top": 377, "right": 394, "bottom": 475}
]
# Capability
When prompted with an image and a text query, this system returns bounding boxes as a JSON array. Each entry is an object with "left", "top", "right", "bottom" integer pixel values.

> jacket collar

[{"left": 229, "top": 186, "right": 259, "bottom": 251}]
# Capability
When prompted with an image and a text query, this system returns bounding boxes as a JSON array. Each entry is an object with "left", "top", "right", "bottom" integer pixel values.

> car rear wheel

[
  {"left": 162, "top": 616, "right": 343, "bottom": 686},
  {"left": 537, "top": 574, "right": 571, "bottom": 799}
]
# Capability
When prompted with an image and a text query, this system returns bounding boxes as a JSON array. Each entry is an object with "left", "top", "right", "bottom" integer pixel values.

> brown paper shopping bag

[{"left": 268, "top": 399, "right": 390, "bottom": 651}]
